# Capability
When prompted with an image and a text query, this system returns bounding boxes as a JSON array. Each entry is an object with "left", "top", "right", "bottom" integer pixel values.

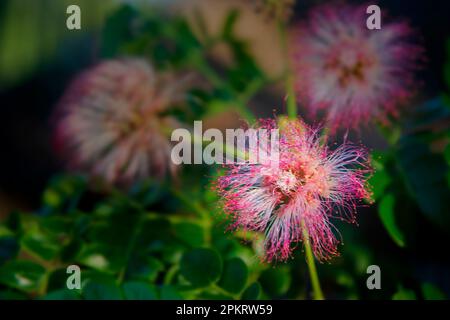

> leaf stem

[
  {"left": 301, "top": 220, "right": 324, "bottom": 300},
  {"left": 277, "top": 21, "right": 297, "bottom": 120},
  {"left": 117, "top": 213, "right": 144, "bottom": 284}
]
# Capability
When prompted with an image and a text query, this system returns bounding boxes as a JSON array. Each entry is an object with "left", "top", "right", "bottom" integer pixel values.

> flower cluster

[{"left": 217, "top": 118, "right": 372, "bottom": 261}]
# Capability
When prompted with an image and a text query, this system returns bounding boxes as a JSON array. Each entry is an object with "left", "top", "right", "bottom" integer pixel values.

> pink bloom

[
  {"left": 54, "top": 58, "right": 187, "bottom": 186},
  {"left": 292, "top": 3, "right": 423, "bottom": 131},
  {"left": 217, "top": 118, "right": 372, "bottom": 262}
]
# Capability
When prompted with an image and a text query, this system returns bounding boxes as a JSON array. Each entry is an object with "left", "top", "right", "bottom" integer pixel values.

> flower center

[
  {"left": 325, "top": 45, "right": 374, "bottom": 88},
  {"left": 276, "top": 170, "right": 298, "bottom": 194}
]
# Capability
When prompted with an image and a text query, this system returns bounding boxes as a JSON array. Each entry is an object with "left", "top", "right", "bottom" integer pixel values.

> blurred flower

[
  {"left": 54, "top": 58, "right": 188, "bottom": 186},
  {"left": 249, "top": 0, "right": 295, "bottom": 21},
  {"left": 216, "top": 118, "right": 372, "bottom": 261},
  {"left": 292, "top": 3, "right": 423, "bottom": 131}
]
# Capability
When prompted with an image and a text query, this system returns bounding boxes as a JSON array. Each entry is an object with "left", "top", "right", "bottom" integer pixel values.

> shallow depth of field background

[{"left": 0, "top": 0, "right": 450, "bottom": 300}]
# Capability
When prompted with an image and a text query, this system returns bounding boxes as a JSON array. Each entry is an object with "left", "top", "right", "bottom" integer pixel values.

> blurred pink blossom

[
  {"left": 54, "top": 58, "right": 188, "bottom": 186},
  {"left": 292, "top": 3, "right": 423, "bottom": 131}
]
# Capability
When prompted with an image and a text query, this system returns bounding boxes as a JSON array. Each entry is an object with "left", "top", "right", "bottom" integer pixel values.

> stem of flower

[
  {"left": 301, "top": 221, "right": 325, "bottom": 300},
  {"left": 286, "top": 74, "right": 297, "bottom": 120},
  {"left": 277, "top": 21, "right": 297, "bottom": 120}
]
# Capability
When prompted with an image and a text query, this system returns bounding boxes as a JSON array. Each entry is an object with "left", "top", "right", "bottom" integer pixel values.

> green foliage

[
  {"left": 392, "top": 286, "right": 416, "bottom": 300},
  {"left": 369, "top": 151, "right": 392, "bottom": 201},
  {"left": 0, "top": 174, "right": 288, "bottom": 300},
  {"left": 0, "top": 0, "right": 117, "bottom": 88},
  {"left": 42, "top": 289, "right": 80, "bottom": 300},
  {"left": 218, "top": 258, "right": 248, "bottom": 294},
  {"left": 378, "top": 194, "right": 405, "bottom": 247},
  {"left": 0, "top": 260, "right": 46, "bottom": 293},
  {"left": 180, "top": 248, "right": 222, "bottom": 288},
  {"left": 397, "top": 98, "right": 450, "bottom": 231},
  {"left": 259, "top": 267, "right": 291, "bottom": 297},
  {"left": 82, "top": 276, "right": 123, "bottom": 300},
  {"left": 100, "top": 4, "right": 266, "bottom": 124},
  {"left": 421, "top": 282, "right": 447, "bottom": 300},
  {"left": 0, "top": 226, "right": 18, "bottom": 264},
  {"left": 122, "top": 281, "right": 158, "bottom": 300},
  {"left": 241, "top": 282, "right": 262, "bottom": 300}
]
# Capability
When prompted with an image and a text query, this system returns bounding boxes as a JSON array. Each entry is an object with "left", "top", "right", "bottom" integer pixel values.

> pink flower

[
  {"left": 292, "top": 3, "right": 423, "bottom": 131},
  {"left": 53, "top": 58, "right": 187, "bottom": 186},
  {"left": 216, "top": 118, "right": 372, "bottom": 262}
]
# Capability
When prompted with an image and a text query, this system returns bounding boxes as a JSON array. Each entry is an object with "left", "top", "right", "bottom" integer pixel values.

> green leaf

[
  {"left": 397, "top": 98, "right": 450, "bottom": 230},
  {"left": 126, "top": 256, "right": 164, "bottom": 283},
  {"left": 41, "top": 175, "right": 86, "bottom": 215},
  {"left": 259, "top": 267, "right": 291, "bottom": 297},
  {"left": 421, "top": 282, "right": 446, "bottom": 300},
  {"left": 60, "top": 240, "right": 82, "bottom": 262},
  {"left": 445, "top": 143, "right": 450, "bottom": 165},
  {"left": 0, "top": 231, "right": 19, "bottom": 265},
  {"left": 18, "top": 215, "right": 72, "bottom": 261},
  {"left": 392, "top": 286, "right": 416, "bottom": 300},
  {"left": 42, "top": 289, "right": 80, "bottom": 300},
  {"left": 200, "top": 291, "right": 234, "bottom": 300},
  {"left": 171, "top": 19, "right": 201, "bottom": 59},
  {"left": 21, "top": 231, "right": 60, "bottom": 261},
  {"left": 222, "top": 10, "right": 239, "bottom": 40},
  {"left": 0, "top": 290, "right": 27, "bottom": 300},
  {"left": 378, "top": 194, "right": 405, "bottom": 247},
  {"left": 180, "top": 248, "right": 222, "bottom": 288},
  {"left": 82, "top": 277, "right": 123, "bottom": 300},
  {"left": 81, "top": 213, "right": 143, "bottom": 273},
  {"left": 122, "top": 281, "right": 158, "bottom": 300},
  {"left": 140, "top": 218, "right": 173, "bottom": 244},
  {"left": 78, "top": 244, "right": 114, "bottom": 273},
  {"left": 0, "top": 260, "right": 46, "bottom": 292},
  {"left": 370, "top": 151, "right": 387, "bottom": 171},
  {"left": 129, "top": 180, "right": 162, "bottom": 207},
  {"left": 218, "top": 258, "right": 248, "bottom": 294},
  {"left": 369, "top": 150, "right": 392, "bottom": 201},
  {"left": 46, "top": 268, "right": 75, "bottom": 293},
  {"left": 241, "top": 282, "right": 261, "bottom": 300},
  {"left": 174, "top": 222, "right": 205, "bottom": 247},
  {"left": 101, "top": 5, "right": 140, "bottom": 58},
  {"left": 159, "top": 285, "right": 184, "bottom": 300},
  {"left": 369, "top": 169, "right": 391, "bottom": 201}
]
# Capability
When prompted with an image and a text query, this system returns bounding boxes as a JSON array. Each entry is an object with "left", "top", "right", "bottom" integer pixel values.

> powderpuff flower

[
  {"left": 216, "top": 118, "right": 372, "bottom": 262},
  {"left": 53, "top": 58, "right": 188, "bottom": 186},
  {"left": 292, "top": 3, "right": 423, "bottom": 131}
]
